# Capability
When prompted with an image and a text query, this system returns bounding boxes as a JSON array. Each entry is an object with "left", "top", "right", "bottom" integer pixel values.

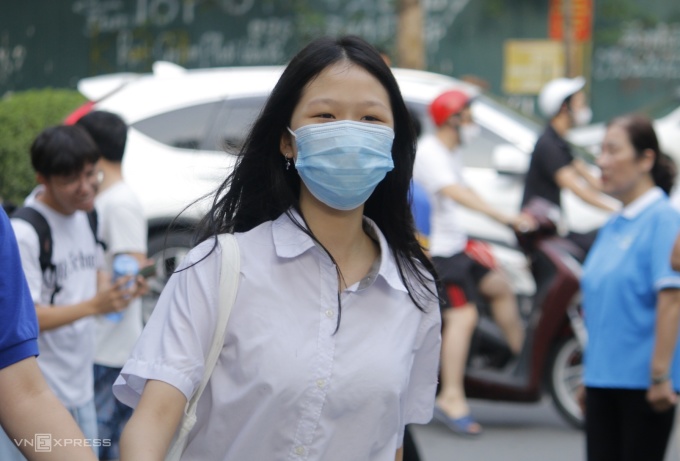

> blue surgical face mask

[{"left": 289, "top": 120, "right": 395, "bottom": 211}]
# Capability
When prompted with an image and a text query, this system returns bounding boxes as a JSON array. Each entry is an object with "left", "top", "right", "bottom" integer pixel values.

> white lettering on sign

[{"left": 594, "top": 21, "right": 680, "bottom": 80}]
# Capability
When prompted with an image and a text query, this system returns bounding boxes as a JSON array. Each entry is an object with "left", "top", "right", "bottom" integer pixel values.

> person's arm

[
  {"left": 554, "top": 165, "right": 618, "bottom": 212},
  {"left": 571, "top": 158, "right": 603, "bottom": 190},
  {"left": 35, "top": 276, "right": 135, "bottom": 331},
  {"left": 0, "top": 357, "right": 97, "bottom": 461},
  {"left": 395, "top": 446, "right": 403, "bottom": 461},
  {"left": 647, "top": 288, "right": 680, "bottom": 412},
  {"left": 671, "top": 233, "right": 680, "bottom": 271},
  {"left": 120, "top": 380, "right": 187, "bottom": 461},
  {"left": 439, "top": 184, "right": 534, "bottom": 230}
]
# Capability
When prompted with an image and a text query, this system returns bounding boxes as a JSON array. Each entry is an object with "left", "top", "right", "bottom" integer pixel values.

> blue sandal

[{"left": 433, "top": 404, "right": 483, "bottom": 437}]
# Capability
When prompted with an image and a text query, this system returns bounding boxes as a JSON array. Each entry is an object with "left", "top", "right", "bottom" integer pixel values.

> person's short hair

[
  {"left": 76, "top": 110, "right": 128, "bottom": 162},
  {"left": 30, "top": 125, "right": 100, "bottom": 178}
]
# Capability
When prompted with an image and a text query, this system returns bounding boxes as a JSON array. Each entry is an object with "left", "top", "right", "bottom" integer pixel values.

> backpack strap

[
  {"left": 87, "top": 208, "right": 107, "bottom": 252},
  {"left": 11, "top": 206, "right": 62, "bottom": 304}
]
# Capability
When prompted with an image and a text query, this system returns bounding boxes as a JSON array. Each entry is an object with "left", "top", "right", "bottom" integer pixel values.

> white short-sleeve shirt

[
  {"left": 11, "top": 192, "right": 102, "bottom": 407},
  {"left": 113, "top": 211, "right": 441, "bottom": 461},
  {"left": 94, "top": 181, "right": 147, "bottom": 367},
  {"left": 413, "top": 133, "right": 468, "bottom": 256}
]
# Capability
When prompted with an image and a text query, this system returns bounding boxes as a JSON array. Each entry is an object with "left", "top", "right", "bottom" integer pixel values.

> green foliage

[{"left": 0, "top": 89, "right": 86, "bottom": 206}]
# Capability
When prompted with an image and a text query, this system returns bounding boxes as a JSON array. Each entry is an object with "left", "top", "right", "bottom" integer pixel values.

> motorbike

[{"left": 461, "top": 198, "right": 588, "bottom": 429}]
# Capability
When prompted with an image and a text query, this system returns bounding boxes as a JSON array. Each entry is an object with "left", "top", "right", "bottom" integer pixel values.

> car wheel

[
  {"left": 142, "top": 231, "right": 193, "bottom": 324},
  {"left": 547, "top": 335, "right": 585, "bottom": 430}
]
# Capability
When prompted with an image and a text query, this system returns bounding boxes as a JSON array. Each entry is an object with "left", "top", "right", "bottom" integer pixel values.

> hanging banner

[{"left": 548, "top": 0, "right": 593, "bottom": 42}]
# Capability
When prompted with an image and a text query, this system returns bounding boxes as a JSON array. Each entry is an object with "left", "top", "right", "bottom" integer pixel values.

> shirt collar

[
  {"left": 620, "top": 187, "right": 664, "bottom": 220},
  {"left": 271, "top": 210, "right": 408, "bottom": 293}
]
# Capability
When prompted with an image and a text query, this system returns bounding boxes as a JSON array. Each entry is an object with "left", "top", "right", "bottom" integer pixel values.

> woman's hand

[
  {"left": 576, "top": 385, "right": 586, "bottom": 416},
  {"left": 647, "top": 380, "right": 677, "bottom": 413}
]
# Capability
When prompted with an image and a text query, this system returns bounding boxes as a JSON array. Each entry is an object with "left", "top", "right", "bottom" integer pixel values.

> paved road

[{"left": 410, "top": 397, "right": 680, "bottom": 461}]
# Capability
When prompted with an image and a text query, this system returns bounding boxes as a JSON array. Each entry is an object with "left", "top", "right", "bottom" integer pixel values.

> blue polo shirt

[
  {"left": 582, "top": 187, "right": 680, "bottom": 390},
  {"left": 0, "top": 207, "right": 39, "bottom": 369}
]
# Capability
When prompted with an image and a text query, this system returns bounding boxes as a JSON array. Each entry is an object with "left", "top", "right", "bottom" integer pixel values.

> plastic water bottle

[{"left": 108, "top": 254, "right": 139, "bottom": 322}]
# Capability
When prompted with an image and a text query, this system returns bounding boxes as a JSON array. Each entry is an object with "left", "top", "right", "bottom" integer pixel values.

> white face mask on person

[
  {"left": 572, "top": 107, "right": 593, "bottom": 126},
  {"left": 459, "top": 123, "right": 481, "bottom": 144},
  {"left": 288, "top": 120, "right": 395, "bottom": 211}
]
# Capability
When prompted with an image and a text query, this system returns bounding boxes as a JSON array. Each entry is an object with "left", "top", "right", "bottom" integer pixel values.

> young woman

[
  {"left": 581, "top": 114, "right": 680, "bottom": 461},
  {"left": 113, "top": 36, "right": 441, "bottom": 461}
]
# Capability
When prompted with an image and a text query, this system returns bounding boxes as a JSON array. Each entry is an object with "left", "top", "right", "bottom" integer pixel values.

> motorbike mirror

[{"left": 492, "top": 144, "right": 529, "bottom": 176}]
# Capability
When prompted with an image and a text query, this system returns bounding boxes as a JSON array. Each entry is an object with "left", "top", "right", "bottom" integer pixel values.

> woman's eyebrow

[{"left": 306, "top": 97, "right": 390, "bottom": 110}]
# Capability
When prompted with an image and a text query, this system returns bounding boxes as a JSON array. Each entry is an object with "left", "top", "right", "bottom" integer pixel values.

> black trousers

[
  {"left": 586, "top": 387, "right": 676, "bottom": 461},
  {"left": 403, "top": 425, "right": 421, "bottom": 461}
]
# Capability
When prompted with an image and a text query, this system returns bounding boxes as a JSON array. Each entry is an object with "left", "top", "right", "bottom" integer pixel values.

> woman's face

[
  {"left": 597, "top": 123, "right": 653, "bottom": 202},
  {"left": 282, "top": 61, "right": 394, "bottom": 160}
]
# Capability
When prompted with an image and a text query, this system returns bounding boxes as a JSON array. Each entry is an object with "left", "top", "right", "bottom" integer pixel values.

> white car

[{"left": 74, "top": 62, "right": 611, "bottom": 308}]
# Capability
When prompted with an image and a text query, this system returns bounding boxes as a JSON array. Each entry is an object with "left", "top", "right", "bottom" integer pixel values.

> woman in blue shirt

[{"left": 581, "top": 114, "right": 680, "bottom": 461}]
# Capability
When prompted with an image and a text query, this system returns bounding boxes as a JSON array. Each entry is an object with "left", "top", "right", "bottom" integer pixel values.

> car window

[
  {"left": 207, "top": 96, "right": 268, "bottom": 154},
  {"left": 132, "top": 101, "right": 223, "bottom": 150}
]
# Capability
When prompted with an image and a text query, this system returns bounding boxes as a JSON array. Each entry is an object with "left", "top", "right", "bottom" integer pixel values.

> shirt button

[
  {"left": 316, "top": 379, "right": 326, "bottom": 389},
  {"left": 325, "top": 309, "right": 334, "bottom": 318},
  {"left": 295, "top": 446, "right": 305, "bottom": 455}
]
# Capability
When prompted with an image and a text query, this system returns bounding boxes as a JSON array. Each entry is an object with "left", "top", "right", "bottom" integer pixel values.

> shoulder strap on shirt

[
  {"left": 11, "top": 206, "right": 62, "bottom": 304},
  {"left": 165, "top": 233, "right": 241, "bottom": 461}
]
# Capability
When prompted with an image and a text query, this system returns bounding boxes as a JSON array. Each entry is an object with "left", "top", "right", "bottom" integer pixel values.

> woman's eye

[
  {"left": 362, "top": 115, "right": 382, "bottom": 122},
  {"left": 315, "top": 113, "right": 334, "bottom": 119}
]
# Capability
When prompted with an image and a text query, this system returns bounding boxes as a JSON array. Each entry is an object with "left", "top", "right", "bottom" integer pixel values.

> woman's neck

[
  {"left": 298, "top": 192, "right": 378, "bottom": 272},
  {"left": 619, "top": 177, "right": 656, "bottom": 207}
]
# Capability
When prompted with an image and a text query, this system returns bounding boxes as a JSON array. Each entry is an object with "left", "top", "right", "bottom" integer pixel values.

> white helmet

[{"left": 538, "top": 76, "right": 586, "bottom": 119}]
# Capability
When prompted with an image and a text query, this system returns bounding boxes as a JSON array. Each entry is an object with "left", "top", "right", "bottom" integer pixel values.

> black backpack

[{"left": 11, "top": 206, "right": 106, "bottom": 304}]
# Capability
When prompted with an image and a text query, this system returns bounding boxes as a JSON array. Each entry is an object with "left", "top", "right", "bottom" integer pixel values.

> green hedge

[{"left": 0, "top": 89, "right": 86, "bottom": 207}]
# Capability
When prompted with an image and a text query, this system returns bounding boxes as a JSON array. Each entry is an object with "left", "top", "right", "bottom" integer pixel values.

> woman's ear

[
  {"left": 641, "top": 148, "right": 656, "bottom": 173},
  {"left": 280, "top": 130, "right": 294, "bottom": 159}
]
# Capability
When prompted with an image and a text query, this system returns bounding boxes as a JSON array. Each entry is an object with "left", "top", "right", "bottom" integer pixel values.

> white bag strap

[
  {"left": 165, "top": 233, "right": 240, "bottom": 461},
  {"left": 191, "top": 233, "right": 240, "bottom": 405}
]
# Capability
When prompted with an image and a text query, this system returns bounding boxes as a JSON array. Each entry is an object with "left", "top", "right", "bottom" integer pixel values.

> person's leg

[
  {"left": 478, "top": 269, "right": 524, "bottom": 354},
  {"left": 435, "top": 304, "right": 481, "bottom": 434},
  {"left": 69, "top": 398, "right": 99, "bottom": 457},
  {"left": 585, "top": 387, "right": 622, "bottom": 461},
  {"left": 619, "top": 389, "right": 675, "bottom": 461},
  {"left": 432, "top": 254, "right": 482, "bottom": 435},
  {"left": 95, "top": 364, "right": 130, "bottom": 460}
]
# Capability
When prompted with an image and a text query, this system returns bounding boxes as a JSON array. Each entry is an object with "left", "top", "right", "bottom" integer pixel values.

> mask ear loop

[{"left": 285, "top": 127, "right": 296, "bottom": 171}]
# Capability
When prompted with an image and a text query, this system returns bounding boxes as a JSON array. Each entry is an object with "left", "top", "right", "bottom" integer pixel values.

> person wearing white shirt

[
  {"left": 1, "top": 125, "right": 135, "bottom": 460},
  {"left": 114, "top": 36, "right": 441, "bottom": 461},
  {"left": 76, "top": 110, "right": 149, "bottom": 461},
  {"left": 413, "top": 90, "right": 531, "bottom": 437}
]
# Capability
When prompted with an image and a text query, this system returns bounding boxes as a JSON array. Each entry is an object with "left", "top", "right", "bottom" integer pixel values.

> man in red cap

[{"left": 414, "top": 89, "right": 532, "bottom": 437}]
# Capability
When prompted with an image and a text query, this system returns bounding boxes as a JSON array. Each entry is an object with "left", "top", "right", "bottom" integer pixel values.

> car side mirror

[{"left": 492, "top": 144, "right": 528, "bottom": 176}]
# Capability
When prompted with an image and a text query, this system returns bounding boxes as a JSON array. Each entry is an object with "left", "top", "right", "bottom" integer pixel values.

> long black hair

[
  {"left": 608, "top": 114, "right": 676, "bottom": 195},
  {"left": 194, "top": 35, "right": 438, "bottom": 318}
]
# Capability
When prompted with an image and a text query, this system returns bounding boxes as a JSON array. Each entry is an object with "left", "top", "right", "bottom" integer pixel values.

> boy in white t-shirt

[
  {"left": 77, "top": 110, "right": 149, "bottom": 461},
  {"left": 0, "top": 125, "right": 135, "bottom": 460}
]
